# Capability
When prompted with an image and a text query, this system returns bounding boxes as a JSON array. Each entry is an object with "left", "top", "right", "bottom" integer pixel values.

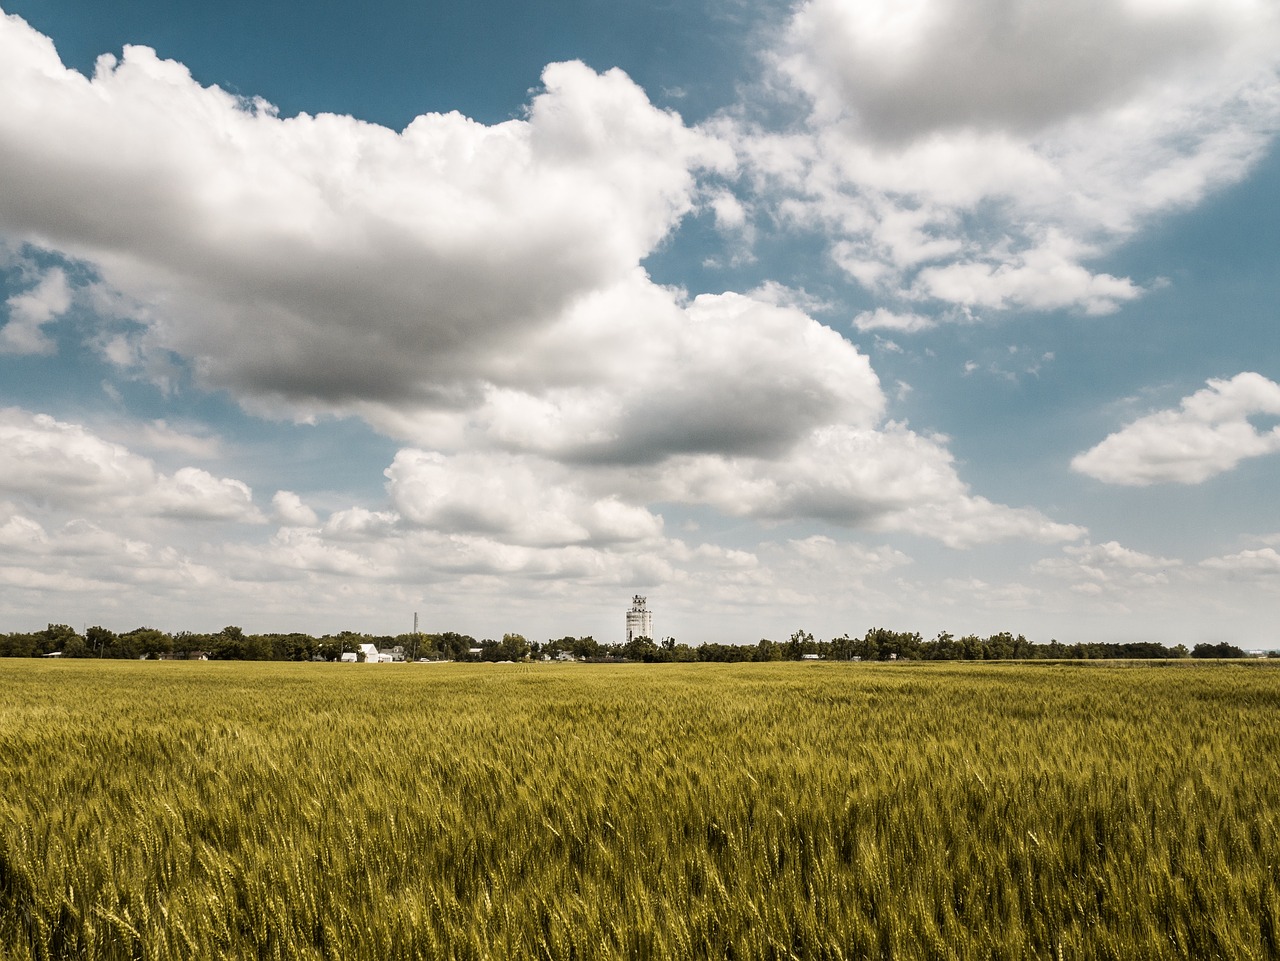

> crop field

[{"left": 1, "top": 660, "right": 1278, "bottom": 960}]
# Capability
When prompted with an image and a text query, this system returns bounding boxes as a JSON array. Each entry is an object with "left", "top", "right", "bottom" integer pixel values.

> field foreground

[{"left": 1, "top": 660, "right": 1278, "bottom": 960}]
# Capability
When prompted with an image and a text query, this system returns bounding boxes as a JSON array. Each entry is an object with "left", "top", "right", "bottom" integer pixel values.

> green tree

[
  {"left": 622, "top": 635, "right": 659, "bottom": 662},
  {"left": 124, "top": 627, "right": 173, "bottom": 659},
  {"left": 40, "top": 624, "right": 81, "bottom": 656},
  {"left": 1191, "top": 641, "right": 1247, "bottom": 659},
  {"left": 496, "top": 633, "right": 531, "bottom": 661},
  {"left": 85, "top": 625, "right": 118, "bottom": 657},
  {"left": 755, "top": 638, "right": 783, "bottom": 661},
  {"left": 786, "top": 629, "right": 816, "bottom": 660},
  {"left": 210, "top": 626, "right": 247, "bottom": 660}
]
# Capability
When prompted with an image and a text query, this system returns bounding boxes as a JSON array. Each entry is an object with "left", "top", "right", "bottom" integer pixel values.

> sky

[{"left": 0, "top": 0, "right": 1278, "bottom": 647}]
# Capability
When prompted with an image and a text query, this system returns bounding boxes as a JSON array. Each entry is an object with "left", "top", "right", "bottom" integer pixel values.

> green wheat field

[{"left": 2, "top": 659, "right": 1278, "bottom": 960}]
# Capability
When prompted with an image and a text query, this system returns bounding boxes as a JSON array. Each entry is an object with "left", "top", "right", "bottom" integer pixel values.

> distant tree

[
  {"left": 496, "top": 633, "right": 530, "bottom": 661},
  {"left": 755, "top": 638, "right": 783, "bottom": 661},
  {"left": 786, "top": 629, "right": 816, "bottom": 660},
  {"left": 266, "top": 632, "right": 318, "bottom": 661},
  {"left": 40, "top": 624, "right": 81, "bottom": 656},
  {"left": 0, "top": 633, "right": 39, "bottom": 657},
  {"left": 61, "top": 633, "right": 90, "bottom": 658},
  {"left": 124, "top": 627, "right": 173, "bottom": 659},
  {"left": 87, "top": 625, "right": 135, "bottom": 659},
  {"left": 622, "top": 635, "right": 659, "bottom": 662},
  {"left": 210, "top": 626, "right": 248, "bottom": 660},
  {"left": 1191, "top": 642, "right": 1247, "bottom": 659},
  {"left": 423, "top": 632, "right": 476, "bottom": 661},
  {"left": 170, "top": 631, "right": 210, "bottom": 659}
]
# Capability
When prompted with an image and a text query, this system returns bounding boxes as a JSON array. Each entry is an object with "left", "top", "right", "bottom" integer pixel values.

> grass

[{"left": 1, "top": 659, "right": 1278, "bottom": 959}]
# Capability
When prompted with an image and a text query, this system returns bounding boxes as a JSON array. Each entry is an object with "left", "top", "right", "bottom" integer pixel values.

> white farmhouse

[{"left": 357, "top": 643, "right": 393, "bottom": 663}]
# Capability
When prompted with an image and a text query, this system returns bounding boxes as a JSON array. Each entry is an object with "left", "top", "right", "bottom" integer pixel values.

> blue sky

[{"left": 1, "top": 0, "right": 1278, "bottom": 646}]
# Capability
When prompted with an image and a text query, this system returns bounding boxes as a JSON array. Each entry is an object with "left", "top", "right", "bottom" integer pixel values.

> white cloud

[
  {"left": 151, "top": 467, "right": 259, "bottom": 521},
  {"left": 1200, "top": 547, "right": 1280, "bottom": 578},
  {"left": 853, "top": 308, "right": 935, "bottom": 333},
  {"left": 0, "top": 14, "right": 731, "bottom": 414},
  {"left": 783, "top": 534, "right": 910, "bottom": 574},
  {"left": 0, "top": 503, "right": 223, "bottom": 593},
  {"left": 386, "top": 449, "right": 664, "bottom": 548},
  {"left": 358, "top": 280, "right": 885, "bottom": 462},
  {"left": 912, "top": 232, "right": 1142, "bottom": 314},
  {"left": 1, "top": 264, "right": 70, "bottom": 355},
  {"left": 320, "top": 507, "right": 400, "bottom": 542},
  {"left": 1072, "top": 372, "right": 1280, "bottom": 484},
  {"left": 640, "top": 423, "right": 1084, "bottom": 548},
  {"left": 780, "top": 0, "right": 1263, "bottom": 141},
  {"left": 0, "top": 408, "right": 155, "bottom": 507},
  {"left": 0, "top": 11, "right": 1120, "bottom": 640},
  {"left": 1035, "top": 540, "right": 1182, "bottom": 593},
  {"left": 0, "top": 408, "right": 262, "bottom": 522},
  {"left": 272, "top": 490, "right": 318, "bottom": 527},
  {"left": 0, "top": 14, "right": 1092, "bottom": 557},
  {"left": 136, "top": 420, "right": 221, "bottom": 459},
  {"left": 745, "top": 0, "right": 1280, "bottom": 315}
]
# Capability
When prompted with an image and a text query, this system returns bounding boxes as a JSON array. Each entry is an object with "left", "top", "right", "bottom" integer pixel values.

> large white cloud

[
  {"left": 1072, "top": 372, "right": 1280, "bottom": 485},
  {"left": 0, "top": 11, "right": 732, "bottom": 410},
  {"left": 0, "top": 408, "right": 263, "bottom": 522},
  {"left": 378, "top": 280, "right": 885, "bottom": 459},
  {"left": 639, "top": 424, "right": 1083, "bottom": 547},
  {"left": 386, "top": 449, "right": 664, "bottom": 548},
  {"left": 746, "top": 0, "right": 1280, "bottom": 315}
]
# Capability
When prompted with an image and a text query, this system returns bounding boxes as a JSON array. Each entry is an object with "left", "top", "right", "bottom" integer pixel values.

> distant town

[{"left": 0, "top": 594, "right": 1272, "bottom": 662}]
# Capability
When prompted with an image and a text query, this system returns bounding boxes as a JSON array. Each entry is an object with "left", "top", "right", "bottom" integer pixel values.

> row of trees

[{"left": 0, "top": 624, "right": 1266, "bottom": 662}]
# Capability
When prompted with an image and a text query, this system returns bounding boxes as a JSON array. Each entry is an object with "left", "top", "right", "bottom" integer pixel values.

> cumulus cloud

[
  {"left": 1200, "top": 547, "right": 1280, "bottom": 578},
  {"left": 638, "top": 425, "right": 1084, "bottom": 547},
  {"left": 0, "top": 408, "right": 263, "bottom": 521},
  {"left": 746, "top": 0, "right": 1280, "bottom": 315},
  {"left": 151, "top": 467, "right": 258, "bottom": 521},
  {"left": 0, "top": 13, "right": 731, "bottom": 413},
  {"left": 272, "top": 490, "right": 318, "bottom": 527},
  {"left": 780, "top": 0, "right": 1260, "bottom": 142},
  {"left": 344, "top": 279, "right": 1075, "bottom": 549},
  {"left": 1072, "top": 372, "right": 1280, "bottom": 485},
  {"left": 0, "top": 503, "right": 222, "bottom": 593},
  {"left": 387, "top": 449, "right": 664, "bottom": 548},
  {"left": 463, "top": 284, "right": 884, "bottom": 463}
]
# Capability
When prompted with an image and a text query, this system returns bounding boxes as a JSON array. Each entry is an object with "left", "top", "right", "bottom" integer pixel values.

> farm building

[{"left": 626, "top": 595, "right": 653, "bottom": 642}]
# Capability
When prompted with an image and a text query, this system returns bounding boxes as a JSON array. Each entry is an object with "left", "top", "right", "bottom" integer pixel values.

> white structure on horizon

[{"left": 625, "top": 595, "right": 653, "bottom": 642}]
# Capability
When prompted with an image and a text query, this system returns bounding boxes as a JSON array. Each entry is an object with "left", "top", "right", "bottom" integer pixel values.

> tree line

[{"left": 0, "top": 623, "right": 1265, "bottom": 662}]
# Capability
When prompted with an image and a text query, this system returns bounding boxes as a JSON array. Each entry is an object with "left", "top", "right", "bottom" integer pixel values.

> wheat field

[{"left": 1, "top": 659, "right": 1278, "bottom": 959}]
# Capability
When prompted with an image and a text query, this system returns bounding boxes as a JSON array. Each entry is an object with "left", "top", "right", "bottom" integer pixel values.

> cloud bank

[{"left": 0, "top": 9, "right": 1081, "bottom": 559}]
